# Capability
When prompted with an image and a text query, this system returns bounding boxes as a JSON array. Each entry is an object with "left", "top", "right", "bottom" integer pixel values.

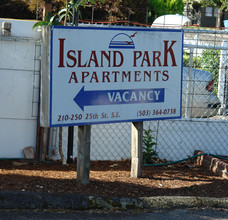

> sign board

[{"left": 49, "top": 26, "right": 183, "bottom": 127}]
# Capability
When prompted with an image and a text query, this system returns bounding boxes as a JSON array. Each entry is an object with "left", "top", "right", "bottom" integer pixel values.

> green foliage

[
  {"left": 148, "top": 0, "right": 184, "bottom": 18},
  {"left": 199, "top": 0, "right": 228, "bottom": 11},
  {"left": 32, "top": 12, "right": 63, "bottom": 29},
  {"left": 183, "top": 50, "right": 202, "bottom": 68},
  {"left": 32, "top": 0, "right": 104, "bottom": 28},
  {"left": 183, "top": 50, "right": 189, "bottom": 67},
  {"left": 199, "top": 49, "right": 220, "bottom": 89},
  {"left": 54, "top": 0, "right": 104, "bottom": 25},
  {"left": 183, "top": 49, "right": 220, "bottom": 93},
  {"left": 57, "top": 1, "right": 74, "bottom": 24},
  {"left": 143, "top": 129, "right": 158, "bottom": 164},
  {"left": 4, "top": 0, "right": 148, "bottom": 24}
]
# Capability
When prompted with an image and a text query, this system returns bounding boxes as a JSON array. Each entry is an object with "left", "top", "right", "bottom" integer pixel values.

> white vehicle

[
  {"left": 182, "top": 67, "right": 220, "bottom": 118},
  {"left": 151, "top": 14, "right": 191, "bottom": 28}
]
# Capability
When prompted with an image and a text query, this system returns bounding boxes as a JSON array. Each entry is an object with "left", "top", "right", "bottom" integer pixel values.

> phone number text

[{"left": 137, "top": 108, "right": 176, "bottom": 117}]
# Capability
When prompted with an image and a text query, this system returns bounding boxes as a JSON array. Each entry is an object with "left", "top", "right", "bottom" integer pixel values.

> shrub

[{"left": 143, "top": 129, "right": 158, "bottom": 164}]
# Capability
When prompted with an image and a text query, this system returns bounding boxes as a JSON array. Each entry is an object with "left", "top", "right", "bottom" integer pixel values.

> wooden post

[
  {"left": 67, "top": 126, "right": 74, "bottom": 164},
  {"left": 38, "top": 26, "right": 50, "bottom": 161},
  {"left": 131, "top": 121, "right": 143, "bottom": 178},
  {"left": 66, "top": 0, "right": 78, "bottom": 165},
  {"left": 41, "top": 127, "right": 49, "bottom": 160},
  {"left": 77, "top": 125, "right": 91, "bottom": 184}
]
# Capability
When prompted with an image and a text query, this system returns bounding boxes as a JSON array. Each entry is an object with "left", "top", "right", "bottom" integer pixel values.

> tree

[
  {"left": 1, "top": 0, "right": 149, "bottom": 25},
  {"left": 0, "top": 0, "right": 36, "bottom": 19},
  {"left": 199, "top": 0, "right": 228, "bottom": 10},
  {"left": 199, "top": 0, "right": 228, "bottom": 27},
  {"left": 55, "top": 0, "right": 104, "bottom": 25},
  {"left": 79, "top": 0, "right": 148, "bottom": 24},
  {"left": 148, "top": 0, "right": 184, "bottom": 20}
]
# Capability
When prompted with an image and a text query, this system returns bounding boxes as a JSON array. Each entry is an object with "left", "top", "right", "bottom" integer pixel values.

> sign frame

[{"left": 48, "top": 26, "right": 183, "bottom": 127}]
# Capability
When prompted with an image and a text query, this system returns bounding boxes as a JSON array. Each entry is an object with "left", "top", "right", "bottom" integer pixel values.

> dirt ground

[{"left": 0, "top": 159, "right": 228, "bottom": 198}]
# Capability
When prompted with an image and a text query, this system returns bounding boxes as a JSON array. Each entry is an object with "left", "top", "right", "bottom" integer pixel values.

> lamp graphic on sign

[{"left": 109, "top": 32, "right": 137, "bottom": 49}]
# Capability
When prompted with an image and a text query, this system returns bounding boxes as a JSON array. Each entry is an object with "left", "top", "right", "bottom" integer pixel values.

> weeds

[{"left": 143, "top": 128, "right": 158, "bottom": 164}]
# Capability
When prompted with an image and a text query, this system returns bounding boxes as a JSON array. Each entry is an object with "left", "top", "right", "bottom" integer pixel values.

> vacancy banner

[{"left": 49, "top": 26, "right": 183, "bottom": 127}]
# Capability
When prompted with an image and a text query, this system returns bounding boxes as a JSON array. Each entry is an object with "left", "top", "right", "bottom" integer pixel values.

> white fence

[{"left": 0, "top": 19, "right": 40, "bottom": 158}]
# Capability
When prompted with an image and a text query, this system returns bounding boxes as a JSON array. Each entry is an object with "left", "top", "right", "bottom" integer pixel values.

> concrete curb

[
  {"left": 1, "top": 191, "right": 228, "bottom": 210},
  {"left": 142, "top": 196, "right": 228, "bottom": 209}
]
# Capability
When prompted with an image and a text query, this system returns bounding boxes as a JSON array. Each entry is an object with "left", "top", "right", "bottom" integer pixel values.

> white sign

[{"left": 50, "top": 26, "right": 183, "bottom": 127}]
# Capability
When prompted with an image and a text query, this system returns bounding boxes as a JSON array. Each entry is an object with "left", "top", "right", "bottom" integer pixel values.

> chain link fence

[{"left": 49, "top": 27, "right": 228, "bottom": 162}]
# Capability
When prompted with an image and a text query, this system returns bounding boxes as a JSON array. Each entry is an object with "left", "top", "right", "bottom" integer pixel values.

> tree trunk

[{"left": 216, "top": 8, "right": 222, "bottom": 28}]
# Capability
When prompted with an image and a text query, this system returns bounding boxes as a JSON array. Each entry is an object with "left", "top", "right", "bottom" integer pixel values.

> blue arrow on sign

[{"left": 73, "top": 86, "right": 165, "bottom": 111}]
